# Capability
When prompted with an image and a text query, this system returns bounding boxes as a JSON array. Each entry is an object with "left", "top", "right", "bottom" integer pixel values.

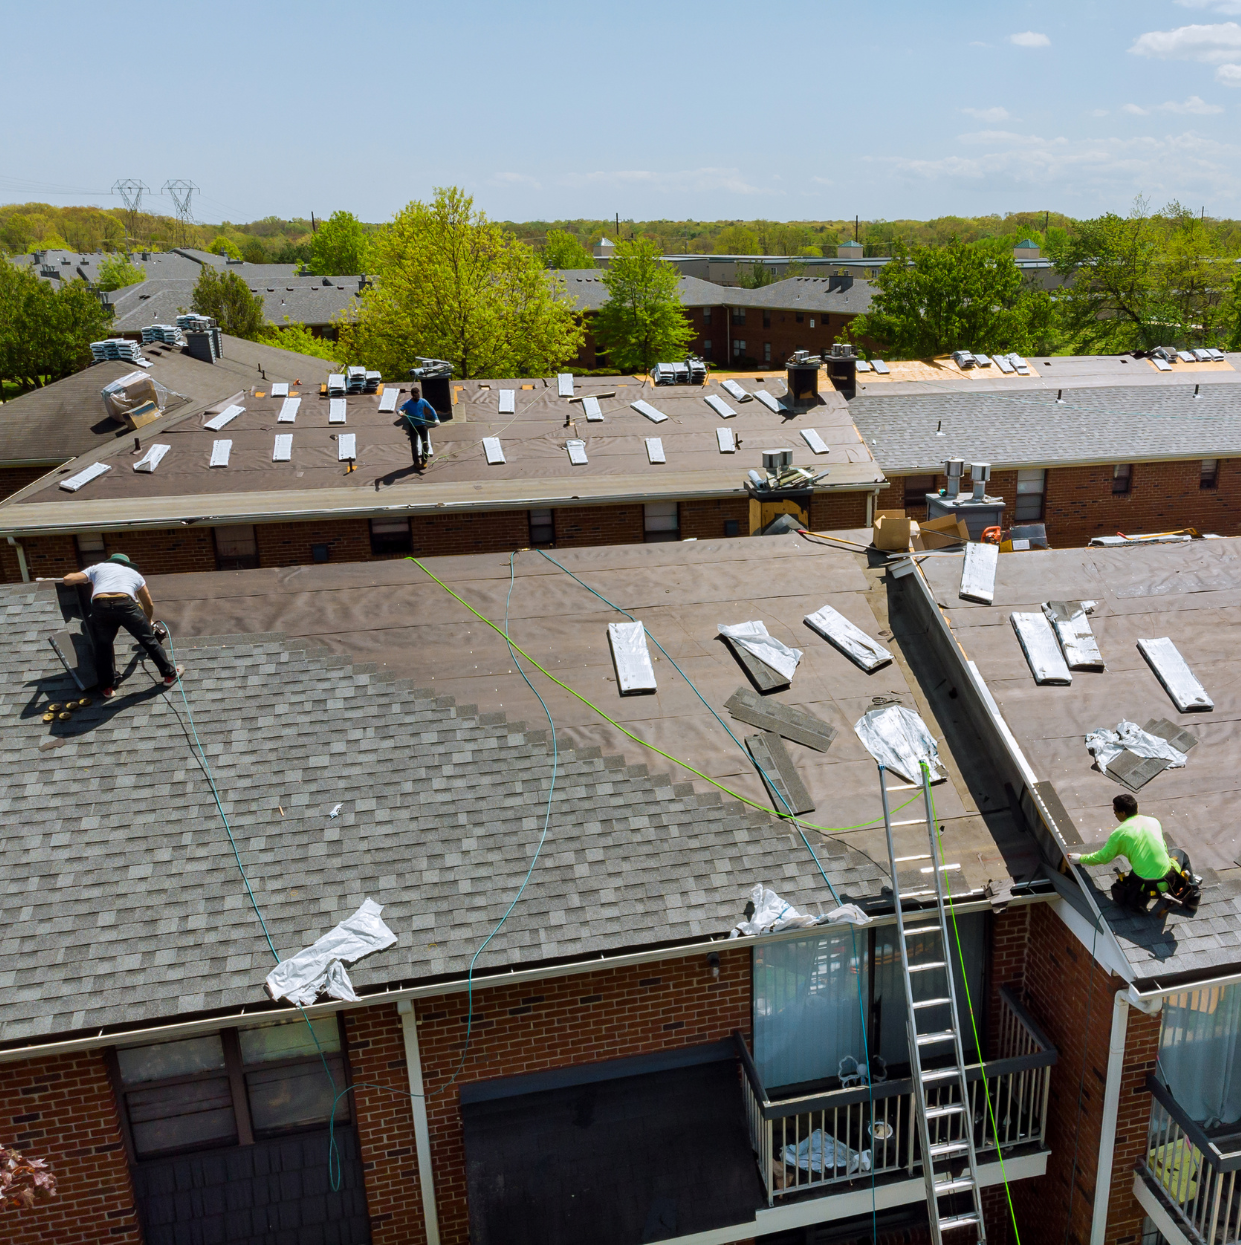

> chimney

[{"left": 836, "top": 241, "right": 864, "bottom": 261}]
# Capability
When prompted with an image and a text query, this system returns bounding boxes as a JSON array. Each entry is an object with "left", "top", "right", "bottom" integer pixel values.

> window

[
  {"left": 809, "top": 318, "right": 815, "bottom": 328},
  {"left": 529, "top": 508, "right": 554, "bottom": 546},
  {"left": 1113, "top": 463, "right": 1133, "bottom": 495},
  {"left": 764, "top": 343, "right": 772, "bottom": 363},
  {"left": 702, "top": 306, "right": 712, "bottom": 324},
  {"left": 902, "top": 474, "right": 939, "bottom": 517},
  {"left": 1159, "top": 985, "right": 1241, "bottom": 1126},
  {"left": 76, "top": 532, "right": 105, "bottom": 568},
  {"left": 762, "top": 311, "right": 772, "bottom": 329},
  {"left": 212, "top": 524, "right": 258, "bottom": 570},
  {"left": 733, "top": 307, "right": 747, "bottom": 325},
  {"left": 112, "top": 1017, "right": 351, "bottom": 1160},
  {"left": 643, "top": 501, "right": 679, "bottom": 543},
  {"left": 1201, "top": 458, "right": 1219, "bottom": 490},
  {"left": 311, "top": 543, "right": 331, "bottom": 563},
  {"left": 370, "top": 516, "right": 412, "bottom": 556},
  {"left": 796, "top": 312, "right": 804, "bottom": 324},
  {"left": 1014, "top": 469, "right": 1046, "bottom": 522},
  {"left": 703, "top": 339, "right": 713, "bottom": 360},
  {"left": 724, "top": 519, "right": 740, "bottom": 537},
  {"left": 733, "top": 339, "right": 747, "bottom": 359}
]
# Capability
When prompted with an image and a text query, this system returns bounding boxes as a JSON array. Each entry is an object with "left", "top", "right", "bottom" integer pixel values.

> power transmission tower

[
  {"left": 162, "top": 180, "right": 199, "bottom": 246},
  {"left": 112, "top": 180, "right": 149, "bottom": 246}
]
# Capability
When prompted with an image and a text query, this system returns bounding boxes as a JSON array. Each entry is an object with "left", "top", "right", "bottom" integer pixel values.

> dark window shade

[
  {"left": 1113, "top": 464, "right": 1133, "bottom": 495},
  {"left": 762, "top": 311, "right": 771, "bottom": 329},
  {"left": 902, "top": 475, "right": 939, "bottom": 515},
  {"left": 369, "top": 517, "right": 412, "bottom": 555},
  {"left": 213, "top": 524, "right": 259, "bottom": 570},
  {"left": 127, "top": 1077, "right": 237, "bottom": 1157},
  {"left": 733, "top": 307, "right": 746, "bottom": 324},
  {"left": 246, "top": 1056, "right": 349, "bottom": 1135}
]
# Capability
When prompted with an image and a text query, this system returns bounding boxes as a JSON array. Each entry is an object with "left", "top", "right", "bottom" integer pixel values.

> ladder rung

[
  {"left": 929, "top": 1140, "right": 970, "bottom": 1158},
  {"left": 925, "top": 1104, "right": 966, "bottom": 1120},
  {"left": 913, "top": 997, "right": 952, "bottom": 1010},
  {"left": 904, "top": 924, "right": 940, "bottom": 937},
  {"left": 939, "top": 1214, "right": 980, "bottom": 1231},
  {"left": 921, "top": 1067, "right": 962, "bottom": 1084},
  {"left": 934, "top": 1176, "right": 975, "bottom": 1195},
  {"left": 899, "top": 889, "right": 935, "bottom": 899},
  {"left": 916, "top": 1030, "right": 957, "bottom": 1046},
  {"left": 907, "top": 961, "right": 947, "bottom": 973}
]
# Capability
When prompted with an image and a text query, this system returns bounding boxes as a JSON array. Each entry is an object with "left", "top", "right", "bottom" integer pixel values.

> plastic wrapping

[
  {"left": 1085, "top": 720, "right": 1189, "bottom": 775},
  {"left": 1138, "top": 637, "right": 1214, "bottom": 712},
  {"left": 803, "top": 603, "right": 893, "bottom": 672},
  {"left": 853, "top": 704, "right": 946, "bottom": 784},
  {"left": 133, "top": 444, "right": 170, "bottom": 474},
  {"left": 718, "top": 621, "right": 802, "bottom": 681},
  {"left": 265, "top": 898, "right": 397, "bottom": 1007},
  {"left": 58, "top": 461, "right": 111, "bottom": 493},
  {"left": 607, "top": 620, "right": 657, "bottom": 694},
  {"left": 1043, "top": 601, "right": 1104, "bottom": 670},
  {"left": 728, "top": 883, "right": 869, "bottom": 938},
  {"left": 960, "top": 542, "right": 998, "bottom": 604},
  {"left": 783, "top": 1130, "right": 871, "bottom": 1176},
  {"left": 1011, "top": 612, "right": 1072, "bottom": 685},
  {"left": 101, "top": 370, "right": 169, "bottom": 425}
]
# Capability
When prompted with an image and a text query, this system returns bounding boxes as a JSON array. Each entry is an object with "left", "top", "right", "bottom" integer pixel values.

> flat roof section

[
  {"left": 0, "top": 375, "right": 883, "bottom": 532},
  {"left": 920, "top": 538, "right": 1241, "bottom": 982}
]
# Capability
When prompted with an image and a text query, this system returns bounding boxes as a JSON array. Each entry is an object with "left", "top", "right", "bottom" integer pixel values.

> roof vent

[{"left": 944, "top": 458, "right": 965, "bottom": 498}]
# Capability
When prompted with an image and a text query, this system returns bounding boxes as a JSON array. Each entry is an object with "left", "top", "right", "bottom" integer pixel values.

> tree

[
  {"left": 736, "top": 261, "right": 778, "bottom": 289},
  {"left": 0, "top": 264, "right": 112, "bottom": 390},
  {"left": 338, "top": 186, "right": 584, "bottom": 379},
  {"left": 96, "top": 254, "right": 144, "bottom": 292},
  {"left": 1151, "top": 202, "right": 1236, "bottom": 347},
  {"left": 542, "top": 229, "right": 594, "bottom": 269},
  {"left": 191, "top": 267, "right": 265, "bottom": 339},
  {"left": 309, "top": 211, "right": 371, "bottom": 276},
  {"left": 258, "top": 320, "right": 342, "bottom": 363},
  {"left": 241, "top": 236, "right": 268, "bottom": 264},
  {"left": 208, "top": 235, "right": 242, "bottom": 260},
  {"left": 1, "top": 1143, "right": 57, "bottom": 1210},
  {"left": 591, "top": 238, "right": 694, "bottom": 373},
  {"left": 714, "top": 224, "right": 760, "bottom": 254},
  {"left": 842, "top": 238, "right": 1046, "bottom": 359}
]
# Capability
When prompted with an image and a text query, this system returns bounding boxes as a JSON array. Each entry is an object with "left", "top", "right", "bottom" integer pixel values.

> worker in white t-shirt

[{"left": 59, "top": 553, "right": 184, "bottom": 698}]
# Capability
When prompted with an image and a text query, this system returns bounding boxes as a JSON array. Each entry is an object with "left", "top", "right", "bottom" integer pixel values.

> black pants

[
  {"left": 91, "top": 596, "right": 175, "bottom": 687},
  {"left": 408, "top": 424, "right": 431, "bottom": 467}
]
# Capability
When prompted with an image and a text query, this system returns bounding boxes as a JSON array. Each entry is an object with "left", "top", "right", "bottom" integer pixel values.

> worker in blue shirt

[{"left": 399, "top": 386, "right": 440, "bottom": 469}]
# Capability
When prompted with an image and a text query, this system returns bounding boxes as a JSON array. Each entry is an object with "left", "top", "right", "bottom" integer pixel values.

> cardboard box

[
  {"left": 873, "top": 510, "right": 913, "bottom": 551},
  {"left": 918, "top": 513, "right": 969, "bottom": 550},
  {"left": 124, "top": 401, "right": 162, "bottom": 431}
]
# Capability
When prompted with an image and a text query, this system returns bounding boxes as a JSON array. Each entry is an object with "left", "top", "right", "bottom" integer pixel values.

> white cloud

[
  {"left": 1009, "top": 31, "right": 1050, "bottom": 48},
  {"left": 557, "top": 167, "right": 773, "bottom": 196},
  {"left": 1130, "top": 21, "right": 1241, "bottom": 62},
  {"left": 492, "top": 171, "right": 541, "bottom": 188},
  {"left": 1092, "top": 108, "right": 1111, "bottom": 116},
  {"left": 961, "top": 106, "right": 1011, "bottom": 122},
  {"left": 1176, "top": 0, "right": 1241, "bottom": 13},
  {"left": 968, "top": 40, "right": 989, "bottom": 47},
  {"left": 1123, "top": 103, "right": 1151, "bottom": 114},
  {"left": 1161, "top": 94, "right": 1226, "bottom": 111},
  {"left": 1218, "top": 62, "right": 1241, "bottom": 83}
]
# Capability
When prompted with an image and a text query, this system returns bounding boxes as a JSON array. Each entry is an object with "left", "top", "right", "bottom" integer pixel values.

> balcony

[
  {"left": 1138, "top": 1076, "right": 1241, "bottom": 1245},
  {"left": 737, "top": 986, "right": 1057, "bottom": 1208}
]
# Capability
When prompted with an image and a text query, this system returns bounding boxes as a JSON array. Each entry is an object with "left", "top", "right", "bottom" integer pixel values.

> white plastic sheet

[
  {"left": 960, "top": 542, "right": 998, "bottom": 604},
  {"left": 59, "top": 461, "right": 111, "bottom": 492},
  {"left": 133, "top": 444, "right": 170, "bottom": 473},
  {"left": 718, "top": 621, "right": 802, "bottom": 680},
  {"left": 783, "top": 1129, "right": 871, "bottom": 1176},
  {"left": 853, "top": 704, "right": 946, "bottom": 784},
  {"left": 728, "top": 883, "right": 870, "bottom": 938},
  {"left": 265, "top": 898, "right": 398, "bottom": 1006},
  {"left": 204, "top": 405, "right": 244, "bottom": 432},
  {"left": 1138, "top": 637, "right": 1214, "bottom": 712},
  {"left": 1042, "top": 601, "right": 1104, "bottom": 670},
  {"left": 1011, "top": 612, "right": 1072, "bottom": 685},
  {"left": 1085, "top": 720, "right": 1189, "bottom": 775},
  {"left": 607, "top": 620, "right": 657, "bottom": 693},
  {"left": 803, "top": 603, "right": 893, "bottom": 672}
]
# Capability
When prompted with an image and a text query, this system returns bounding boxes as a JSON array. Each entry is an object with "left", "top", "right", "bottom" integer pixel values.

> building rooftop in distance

[
  {"left": 919, "top": 537, "right": 1241, "bottom": 985},
  {"left": 0, "top": 374, "right": 883, "bottom": 534},
  {"left": 557, "top": 271, "right": 875, "bottom": 315},
  {"left": 0, "top": 535, "right": 1039, "bottom": 1047}
]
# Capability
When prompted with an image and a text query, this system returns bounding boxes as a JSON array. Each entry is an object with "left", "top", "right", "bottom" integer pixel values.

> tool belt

[{"left": 1111, "top": 849, "right": 1201, "bottom": 916}]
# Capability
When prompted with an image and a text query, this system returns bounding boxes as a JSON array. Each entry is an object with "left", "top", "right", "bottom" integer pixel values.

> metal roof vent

[{"left": 944, "top": 458, "right": 965, "bottom": 498}]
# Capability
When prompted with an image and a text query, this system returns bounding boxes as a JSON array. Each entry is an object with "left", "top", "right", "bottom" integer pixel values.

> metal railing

[
  {"left": 1141, "top": 1075, "right": 1241, "bottom": 1244},
  {"left": 736, "top": 986, "right": 1057, "bottom": 1206}
]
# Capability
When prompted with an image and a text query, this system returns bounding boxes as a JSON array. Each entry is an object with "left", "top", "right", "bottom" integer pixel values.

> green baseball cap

[{"left": 107, "top": 553, "right": 132, "bottom": 565}]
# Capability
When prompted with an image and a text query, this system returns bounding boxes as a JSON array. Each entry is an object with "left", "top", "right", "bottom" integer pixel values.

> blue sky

[{"left": 8, "top": 0, "right": 1241, "bottom": 225}]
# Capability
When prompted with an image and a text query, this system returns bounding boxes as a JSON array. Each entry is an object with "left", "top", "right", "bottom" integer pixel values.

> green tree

[
  {"left": 541, "top": 229, "right": 595, "bottom": 269},
  {"left": 241, "top": 236, "right": 268, "bottom": 264},
  {"left": 843, "top": 238, "right": 1044, "bottom": 358},
  {"left": 191, "top": 267, "right": 265, "bottom": 339},
  {"left": 0, "top": 214, "right": 34, "bottom": 254},
  {"left": 1150, "top": 202, "right": 1236, "bottom": 347},
  {"left": 0, "top": 264, "right": 112, "bottom": 391},
  {"left": 309, "top": 211, "right": 371, "bottom": 276},
  {"left": 96, "top": 254, "right": 144, "bottom": 292},
  {"left": 27, "top": 233, "right": 68, "bottom": 252},
  {"left": 208, "top": 235, "right": 243, "bottom": 260},
  {"left": 736, "top": 261, "right": 778, "bottom": 289},
  {"left": 339, "top": 187, "right": 584, "bottom": 379},
  {"left": 714, "top": 224, "right": 760, "bottom": 254},
  {"left": 258, "top": 320, "right": 342, "bottom": 363},
  {"left": 591, "top": 237, "right": 694, "bottom": 373}
]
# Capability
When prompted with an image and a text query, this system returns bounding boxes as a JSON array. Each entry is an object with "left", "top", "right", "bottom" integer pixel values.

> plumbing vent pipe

[
  {"left": 944, "top": 458, "right": 965, "bottom": 499},
  {"left": 970, "top": 461, "right": 991, "bottom": 501}
]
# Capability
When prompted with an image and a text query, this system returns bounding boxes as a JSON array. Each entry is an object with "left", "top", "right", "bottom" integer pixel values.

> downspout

[
  {"left": 1091, "top": 986, "right": 1162, "bottom": 1245},
  {"left": 7, "top": 535, "right": 30, "bottom": 583},
  {"left": 866, "top": 491, "right": 875, "bottom": 527},
  {"left": 397, "top": 999, "right": 441, "bottom": 1245}
]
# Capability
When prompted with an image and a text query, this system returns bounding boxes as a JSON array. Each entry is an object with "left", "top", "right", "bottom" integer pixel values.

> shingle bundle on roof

[
  {"left": 90, "top": 338, "right": 148, "bottom": 364},
  {"left": 141, "top": 324, "right": 186, "bottom": 347}
]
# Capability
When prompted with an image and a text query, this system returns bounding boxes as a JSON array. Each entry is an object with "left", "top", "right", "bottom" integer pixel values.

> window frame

[
  {"left": 1201, "top": 458, "right": 1219, "bottom": 490},
  {"left": 1112, "top": 463, "right": 1133, "bottom": 496},
  {"left": 76, "top": 532, "right": 106, "bottom": 569},
  {"left": 732, "top": 306, "right": 747, "bottom": 325},
  {"left": 1014, "top": 468, "right": 1047, "bottom": 522},
  {"left": 732, "top": 338, "right": 747, "bottom": 358},
  {"left": 369, "top": 516, "right": 413, "bottom": 556},
  {"left": 762, "top": 310, "right": 772, "bottom": 329},
  {"left": 643, "top": 501, "right": 680, "bottom": 543},
  {"left": 702, "top": 306, "right": 712, "bottom": 325},
  {"left": 529, "top": 507, "right": 555, "bottom": 547},
  {"left": 901, "top": 474, "right": 940, "bottom": 517},
  {"left": 212, "top": 524, "right": 259, "bottom": 570}
]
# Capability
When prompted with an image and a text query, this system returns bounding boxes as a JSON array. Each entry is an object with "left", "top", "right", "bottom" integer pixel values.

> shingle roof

[
  {"left": 851, "top": 379, "right": 1241, "bottom": 472},
  {"left": 104, "top": 278, "right": 361, "bottom": 331},
  {"left": 0, "top": 571, "right": 888, "bottom": 1044},
  {"left": 557, "top": 272, "right": 729, "bottom": 312},
  {"left": 728, "top": 277, "right": 876, "bottom": 314}
]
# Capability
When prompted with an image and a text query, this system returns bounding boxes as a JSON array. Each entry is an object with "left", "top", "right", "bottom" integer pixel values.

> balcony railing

[
  {"left": 1141, "top": 1075, "right": 1241, "bottom": 1244},
  {"left": 737, "top": 986, "right": 1057, "bottom": 1206}
]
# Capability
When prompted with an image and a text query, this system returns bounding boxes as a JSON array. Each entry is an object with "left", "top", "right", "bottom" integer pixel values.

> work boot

[{"left": 163, "top": 664, "right": 185, "bottom": 687}]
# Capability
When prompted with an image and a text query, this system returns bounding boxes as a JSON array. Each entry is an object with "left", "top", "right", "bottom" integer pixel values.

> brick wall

[
  {"left": 0, "top": 464, "right": 60, "bottom": 501},
  {"left": 680, "top": 497, "right": 751, "bottom": 539},
  {"left": 884, "top": 457, "right": 1241, "bottom": 548},
  {"left": 254, "top": 517, "right": 374, "bottom": 567},
  {"left": 1, "top": 1049, "right": 140, "bottom": 1244},
  {"left": 810, "top": 490, "right": 870, "bottom": 531},
  {"left": 1009, "top": 903, "right": 1157, "bottom": 1245},
  {"left": 342, "top": 1004, "right": 426, "bottom": 1245},
  {"left": 552, "top": 502, "right": 645, "bottom": 547},
  {"left": 400, "top": 946, "right": 752, "bottom": 1245},
  {"left": 0, "top": 533, "right": 77, "bottom": 583},
  {"left": 726, "top": 308, "right": 854, "bottom": 368},
  {"left": 410, "top": 510, "right": 531, "bottom": 558}
]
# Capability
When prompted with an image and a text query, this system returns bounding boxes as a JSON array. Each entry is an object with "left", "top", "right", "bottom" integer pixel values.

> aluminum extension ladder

[{"left": 879, "top": 763, "right": 986, "bottom": 1243}]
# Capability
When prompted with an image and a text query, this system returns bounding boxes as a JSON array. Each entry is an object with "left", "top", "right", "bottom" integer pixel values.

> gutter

[{"left": 6, "top": 536, "right": 29, "bottom": 582}]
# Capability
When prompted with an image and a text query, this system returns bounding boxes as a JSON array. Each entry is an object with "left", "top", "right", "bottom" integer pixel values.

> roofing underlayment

[
  {"left": 0, "top": 375, "right": 882, "bottom": 531},
  {"left": 920, "top": 537, "right": 1241, "bottom": 981},
  {"left": 0, "top": 536, "right": 1036, "bottom": 1046}
]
